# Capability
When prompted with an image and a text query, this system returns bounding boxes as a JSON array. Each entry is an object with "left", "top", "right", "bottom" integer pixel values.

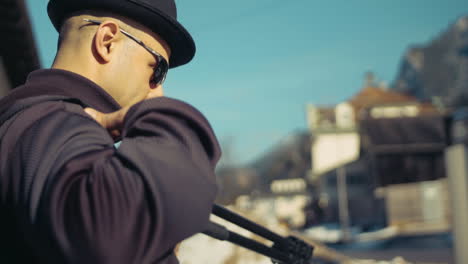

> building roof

[
  {"left": 0, "top": 0, "right": 41, "bottom": 88},
  {"left": 348, "top": 86, "right": 417, "bottom": 115}
]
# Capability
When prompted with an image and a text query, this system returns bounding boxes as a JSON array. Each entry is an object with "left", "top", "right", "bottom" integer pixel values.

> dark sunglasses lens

[{"left": 153, "top": 59, "right": 169, "bottom": 85}]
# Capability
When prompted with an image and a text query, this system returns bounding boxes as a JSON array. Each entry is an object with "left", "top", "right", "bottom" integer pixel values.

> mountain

[
  {"left": 215, "top": 130, "right": 311, "bottom": 204},
  {"left": 247, "top": 131, "right": 311, "bottom": 184},
  {"left": 392, "top": 16, "right": 468, "bottom": 107}
]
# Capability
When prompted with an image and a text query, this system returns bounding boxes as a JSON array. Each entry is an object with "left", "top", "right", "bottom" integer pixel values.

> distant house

[
  {"left": 0, "top": 0, "right": 41, "bottom": 96},
  {"left": 306, "top": 73, "right": 443, "bottom": 178},
  {"left": 306, "top": 73, "right": 452, "bottom": 233}
]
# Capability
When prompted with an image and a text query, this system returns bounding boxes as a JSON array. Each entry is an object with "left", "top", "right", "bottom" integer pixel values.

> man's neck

[
  {"left": 52, "top": 52, "right": 90, "bottom": 77},
  {"left": 51, "top": 52, "right": 110, "bottom": 99}
]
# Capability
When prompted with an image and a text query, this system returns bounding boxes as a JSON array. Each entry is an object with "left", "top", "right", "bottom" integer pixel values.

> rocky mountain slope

[{"left": 392, "top": 16, "right": 468, "bottom": 107}]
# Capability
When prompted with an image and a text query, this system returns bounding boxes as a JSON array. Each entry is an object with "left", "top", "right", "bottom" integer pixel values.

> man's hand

[
  {"left": 84, "top": 85, "right": 164, "bottom": 139},
  {"left": 84, "top": 106, "right": 130, "bottom": 140}
]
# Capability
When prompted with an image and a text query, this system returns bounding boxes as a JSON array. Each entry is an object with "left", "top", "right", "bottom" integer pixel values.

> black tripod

[{"left": 202, "top": 204, "right": 314, "bottom": 264}]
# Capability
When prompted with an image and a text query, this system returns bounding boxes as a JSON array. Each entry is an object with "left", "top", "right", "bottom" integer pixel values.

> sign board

[{"left": 312, "top": 132, "right": 360, "bottom": 176}]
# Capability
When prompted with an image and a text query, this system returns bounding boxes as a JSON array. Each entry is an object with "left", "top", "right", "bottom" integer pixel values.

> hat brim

[{"left": 48, "top": 0, "right": 195, "bottom": 68}]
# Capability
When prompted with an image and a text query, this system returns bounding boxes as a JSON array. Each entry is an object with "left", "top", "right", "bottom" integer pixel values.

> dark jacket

[{"left": 0, "top": 69, "right": 221, "bottom": 263}]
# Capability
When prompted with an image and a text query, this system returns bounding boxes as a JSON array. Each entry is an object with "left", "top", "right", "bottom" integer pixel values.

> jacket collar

[{"left": 0, "top": 69, "right": 121, "bottom": 113}]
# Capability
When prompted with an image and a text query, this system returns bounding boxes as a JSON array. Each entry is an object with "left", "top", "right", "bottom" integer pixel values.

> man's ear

[{"left": 93, "top": 21, "right": 120, "bottom": 63}]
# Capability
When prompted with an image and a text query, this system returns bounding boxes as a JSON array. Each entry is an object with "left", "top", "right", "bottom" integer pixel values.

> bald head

[
  {"left": 52, "top": 11, "right": 170, "bottom": 107},
  {"left": 57, "top": 12, "right": 138, "bottom": 49}
]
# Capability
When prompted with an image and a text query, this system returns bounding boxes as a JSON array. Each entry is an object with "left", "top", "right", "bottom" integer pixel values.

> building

[{"left": 305, "top": 73, "right": 450, "bottom": 234}]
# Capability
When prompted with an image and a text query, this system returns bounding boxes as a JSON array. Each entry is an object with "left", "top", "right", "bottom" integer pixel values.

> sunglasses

[{"left": 83, "top": 18, "right": 169, "bottom": 85}]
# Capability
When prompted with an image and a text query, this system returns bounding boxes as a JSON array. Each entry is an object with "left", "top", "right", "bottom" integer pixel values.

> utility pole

[
  {"left": 445, "top": 112, "right": 468, "bottom": 264},
  {"left": 337, "top": 166, "right": 351, "bottom": 242}
]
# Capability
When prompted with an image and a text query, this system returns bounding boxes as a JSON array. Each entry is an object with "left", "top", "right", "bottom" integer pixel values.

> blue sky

[{"left": 26, "top": 0, "right": 467, "bottom": 165}]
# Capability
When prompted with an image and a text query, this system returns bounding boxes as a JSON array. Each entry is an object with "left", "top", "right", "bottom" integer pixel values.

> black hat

[{"left": 47, "top": 0, "right": 195, "bottom": 68}]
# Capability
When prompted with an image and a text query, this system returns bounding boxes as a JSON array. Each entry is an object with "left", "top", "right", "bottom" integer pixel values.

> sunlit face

[{"left": 108, "top": 25, "right": 170, "bottom": 107}]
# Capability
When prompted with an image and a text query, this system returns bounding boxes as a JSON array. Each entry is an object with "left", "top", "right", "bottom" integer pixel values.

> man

[{"left": 0, "top": 0, "right": 221, "bottom": 263}]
